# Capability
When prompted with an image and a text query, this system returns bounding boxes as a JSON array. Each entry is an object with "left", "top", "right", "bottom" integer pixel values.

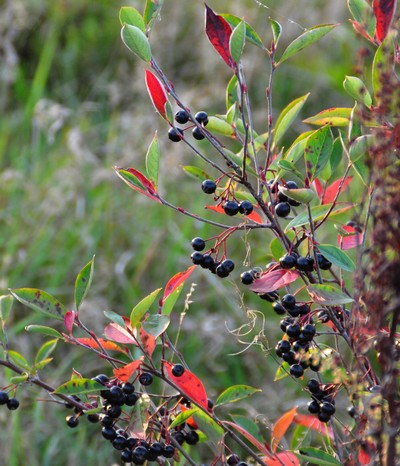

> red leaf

[
  {"left": 222, "top": 420, "right": 273, "bottom": 458},
  {"left": 293, "top": 413, "right": 334, "bottom": 439},
  {"left": 161, "top": 265, "right": 196, "bottom": 304},
  {"left": 104, "top": 322, "right": 137, "bottom": 344},
  {"left": 115, "top": 167, "right": 160, "bottom": 202},
  {"left": 205, "top": 204, "right": 264, "bottom": 224},
  {"left": 272, "top": 407, "right": 297, "bottom": 453},
  {"left": 338, "top": 225, "right": 363, "bottom": 250},
  {"left": 72, "top": 337, "right": 127, "bottom": 354},
  {"left": 145, "top": 70, "right": 168, "bottom": 119},
  {"left": 163, "top": 361, "right": 208, "bottom": 410},
  {"left": 313, "top": 178, "right": 324, "bottom": 201},
  {"left": 264, "top": 452, "right": 300, "bottom": 466},
  {"left": 64, "top": 310, "right": 75, "bottom": 335},
  {"left": 249, "top": 269, "right": 300, "bottom": 293},
  {"left": 126, "top": 168, "right": 157, "bottom": 196},
  {"left": 205, "top": 4, "right": 235, "bottom": 69},
  {"left": 349, "top": 20, "right": 376, "bottom": 44},
  {"left": 373, "top": 0, "right": 396, "bottom": 43},
  {"left": 322, "top": 176, "right": 352, "bottom": 204},
  {"left": 140, "top": 326, "right": 156, "bottom": 357},
  {"left": 113, "top": 358, "right": 143, "bottom": 382}
]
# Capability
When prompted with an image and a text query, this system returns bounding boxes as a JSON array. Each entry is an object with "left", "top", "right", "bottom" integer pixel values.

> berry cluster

[
  {"left": 190, "top": 237, "right": 235, "bottom": 278},
  {"left": 279, "top": 252, "right": 332, "bottom": 272},
  {"left": 306, "top": 378, "right": 336, "bottom": 423},
  {"left": 0, "top": 391, "right": 19, "bottom": 410},
  {"left": 168, "top": 110, "right": 209, "bottom": 142},
  {"left": 268, "top": 180, "right": 301, "bottom": 218}
]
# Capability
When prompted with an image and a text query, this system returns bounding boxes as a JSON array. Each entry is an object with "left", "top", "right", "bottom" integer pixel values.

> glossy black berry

[
  {"left": 227, "top": 454, "right": 241, "bottom": 465},
  {"left": 195, "top": 111, "right": 209, "bottom": 125},
  {"left": 318, "top": 411, "right": 331, "bottom": 423},
  {"left": 172, "top": 364, "right": 185, "bottom": 377},
  {"left": 240, "top": 271, "right": 254, "bottom": 285},
  {"left": 221, "top": 259, "right": 235, "bottom": 273},
  {"left": 192, "top": 126, "right": 205, "bottom": 140},
  {"left": 125, "top": 392, "right": 140, "bottom": 406},
  {"left": 132, "top": 445, "right": 149, "bottom": 464},
  {"left": 277, "top": 340, "right": 291, "bottom": 354},
  {"left": 286, "top": 323, "right": 301, "bottom": 339},
  {"left": 280, "top": 317, "right": 295, "bottom": 332},
  {"left": 301, "top": 324, "right": 316, "bottom": 341},
  {"left": 66, "top": 415, "right": 79, "bottom": 428},
  {"left": 237, "top": 462, "right": 249, "bottom": 466},
  {"left": 113, "top": 435, "right": 128, "bottom": 450},
  {"left": 297, "top": 304, "right": 310, "bottom": 316},
  {"left": 101, "top": 415, "right": 114, "bottom": 427},
  {"left": 101, "top": 426, "right": 117, "bottom": 440},
  {"left": 309, "top": 355, "right": 321, "bottom": 372},
  {"left": 175, "top": 110, "right": 190, "bottom": 124},
  {"left": 317, "top": 310, "right": 330, "bottom": 323},
  {"left": 223, "top": 200, "right": 240, "bottom": 216},
  {"left": 185, "top": 430, "right": 199, "bottom": 445},
  {"left": 296, "top": 256, "right": 314, "bottom": 272},
  {"left": 201, "top": 179, "right": 217, "bottom": 194},
  {"left": 290, "top": 363, "right": 304, "bottom": 378},
  {"left": 139, "top": 372, "right": 153, "bottom": 386},
  {"left": 286, "top": 181, "right": 298, "bottom": 189},
  {"left": 267, "top": 179, "right": 279, "bottom": 193},
  {"left": 127, "top": 437, "right": 139, "bottom": 449},
  {"left": 0, "top": 391, "right": 9, "bottom": 405},
  {"left": 87, "top": 413, "right": 100, "bottom": 423},
  {"left": 258, "top": 292, "right": 277, "bottom": 302},
  {"left": 163, "top": 444, "right": 175, "bottom": 458},
  {"left": 281, "top": 294, "right": 296, "bottom": 310},
  {"left": 275, "top": 202, "right": 291, "bottom": 217},
  {"left": 216, "top": 264, "right": 230, "bottom": 278},
  {"left": 201, "top": 254, "right": 214, "bottom": 269},
  {"left": 149, "top": 441, "right": 163, "bottom": 456},
  {"left": 287, "top": 306, "right": 301, "bottom": 317},
  {"left": 6, "top": 398, "right": 19, "bottom": 411},
  {"left": 168, "top": 127, "right": 183, "bottom": 142},
  {"left": 239, "top": 200, "right": 254, "bottom": 215},
  {"left": 92, "top": 374, "right": 109, "bottom": 384},
  {"left": 347, "top": 406, "right": 356, "bottom": 418},
  {"left": 278, "top": 191, "right": 288, "bottom": 202},
  {"left": 191, "top": 252, "right": 204, "bottom": 265},
  {"left": 121, "top": 449, "right": 133, "bottom": 463},
  {"left": 106, "top": 404, "right": 122, "bottom": 419},
  {"left": 279, "top": 254, "right": 297, "bottom": 269},
  {"left": 307, "top": 400, "right": 320, "bottom": 414},
  {"left": 293, "top": 340, "right": 309, "bottom": 353},
  {"left": 320, "top": 401, "right": 336, "bottom": 416},
  {"left": 173, "top": 431, "right": 185, "bottom": 445},
  {"left": 307, "top": 379, "right": 320, "bottom": 394},
  {"left": 122, "top": 382, "right": 135, "bottom": 395},
  {"left": 282, "top": 350, "right": 297, "bottom": 365},
  {"left": 192, "top": 237, "right": 206, "bottom": 251},
  {"left": 317, "top": 253, "right": 332, "bottom": 270},
  {"left": 109, "top": 386, "right": 125, "bottom": 405}
]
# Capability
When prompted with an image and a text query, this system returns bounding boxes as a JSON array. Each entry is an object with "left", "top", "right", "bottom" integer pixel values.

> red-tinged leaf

[
  {"left": 139, "top": 326, "right": 156, "bottom": 357},
  {"left": 64, "top": 310, "right": 75, "bottom": 335},
  {"left": 114, "top": 167, "right": 161, "bottom": 202},
  {"left": 272, "top": 406, "right": 297, "bottom": 453},
  {"left": 264, "top": 452, "right": 300, "bottom": 466},
  {"left": 313, "top": 178, "right": 324, "bottom": 201},
  {"left": 179, "top": 404, "right": 199, "bottom": 429},
  {"left": 113, "top": 358, "right": 144, "bottom": 382},
  {"left": 373, "top": 0, "right": 396, "bottom": 43},
  {"left": 126, "top": 168, "right": 157, "bottom": 196},
  {"left": 104, "top": 322, "right": 137, "bottom": 344},
  {"left": 349, "top": 20, "right": 376, "bottom": 44},
  {"left": 73, "top": 337, "right": 127, "bottom": 354},
  {"left": 205, "top": 204, "right": 264, "bottom": 224},
  {"left": 163, "top": 361, "right": 208, "bottom": 410},
  {"left": 249, "top": 269, "right": 300, "bottom": 293},
  {"left": 205, "top": 4, "right": 235, "bottom": 69},
  {"left": 322, "top": 176, "right": 352, "bottom": 204},
  {"left": 293, "top": 413, "right": 334, "bottom": 439},
  {"left": 338, "top": 225, "right": 363, "bottom": 250},
  {"left": 222, "top": 421, "right": 273, "bottom": 458},
  {"left": 161, "top": 265, "right": 196, "bottom": 304},
  {"left": 145, "top": 70, "right": 168, "bottom": 119}
]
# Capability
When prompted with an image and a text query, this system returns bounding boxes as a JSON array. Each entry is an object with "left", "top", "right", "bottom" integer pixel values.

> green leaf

[
  {"left": 230, "top": 415, "right": 263, "bottom": 442},
  {"left": 372, "top": 37, "right": 395, "bottom": 102},
  {"left": 304, "top": 126, "right": 333, "bottom": 181},
  {"left": 0, "top": 294, "right": 13, "bottom": 321},
  {"left": 349, "top": 135, "right": 373, "bottom": 162},
  {"left": 307, "top": 284, "right": 354, "bottom": 305},
  {"left": 130, "top": 288, "right": 161, "bottom": 329},
  {"left": 116, "top": 169, "right": 146, "bottom": 191},
  {"left": 347, "top": 0, "right": 375, "bottom": 37},
  {"left": 121, "top": 24, "right": 151, "bottom": 62},
  {"left": 8, "top": 350, "right": 31, "bottom": 371},
  {"left": 162, "top": 283, "right": 183, "bottom": 316},
  {"left": 283, "top": 132, "right": 312, "bottom": 165},
  {"left": 35, "top": 339, "right": 58, "bottom": 365},
  {"left": 143, "top": 0, "right": 164, "bottom": 28},
  {"left": 303, "top": 107, "right": 352, "bottom": 127},
  {"left": 229, "top": 21, "right": 246, "bottom": 63},
  {"left": 343, "top": 76, "right": 372, "bottom": 107},
  {"left": 104, "top": 311, "right": 126, "bottom": 328},
  {"left": 330, "top": 138, "right": 344, "bottom": 175},
  {"left": 169, "top": 408, "right": 198, "bottom": 428},
  {"left": 296, "top": 447, "right": 342, "bottom": 466},
  {"left": 276, "top": 160, "right": 303, "bottom": 180},
  {"left": 226, "top": 75, "right": 238, "bottom": 110},
  {"left": 279, "top": 186, "right": 315, "bottom": 204},
  {"left": 270, "top": 18, "right": 282, "bottom": 48},
  {"left": 145, "top": 133, "right": 160, "bottom": 188},
  {"left": 192, "top": 409, "right": 225, "bottom": 444},
  {"left": 215, "top": 385, "right": 261, "bottom": 407},
  {"left": 285, "top": 203, "right": 354, "bottom": 231},
  {"left": 33, "top": 358, "right": 54, "bottom": 371},
  {"left": 274, "top": 362, "right": 290, "bottom": 381},
  {"left": 318, "top": 244, "right": 356, "bottom": 272},
  {"left": 10, "top": 374, "right": 29, "bottom": 384},
  {"left": 9, "top": 288, "right": 66, "bottom": 321},
  {"left": 181, "top": 166, "right": 211, "bottom": 182},
  {"left": 75, "top": 256, "right": 95, "bottom": 311},
  {"left": 119, "top": 7, "right": 145, "bottom": 32},
  {"left": 25, "top": 325, "right": 63, "bottom": 339},
  {"left": 353, "top": 158, "right": 369, "bottom": 186},
  {"left": 164, "top": 100, "right": 174, "bottom": 124},
  {"left": 142, "top": 314, "right": 170, "bottom": 338},
  {"left": 274, "top": 93, "right": 309, "bottom": 145},
  {"left": 54, "top": 378, "right": 104, "bottom": 395},
  {"left": 269, "top": 231, "right": 295, "bottom": 261},
  {"left": 221, "top": 14, "right": 265, "bottom": 49},
  {"left": 206, "top": 116, "right": 235, "bottom": 137},
  {"left": 278, "top": 24, "right": 338, "bottom": 65}
]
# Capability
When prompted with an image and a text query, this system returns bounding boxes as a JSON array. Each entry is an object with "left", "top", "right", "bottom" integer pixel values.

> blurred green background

[{"left": 0, "top": 0, "right": 361, "bottom": 464}]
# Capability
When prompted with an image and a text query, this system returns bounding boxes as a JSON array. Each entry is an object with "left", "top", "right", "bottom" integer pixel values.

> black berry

[
  {"left": 307, "top": 379, "right": 320, "bottom": 394},
  {"left": 6, "top": 398, "right": 19, "bottom": 410},
  {"left": 296, "top": 256, "right": 314, "bottom": 272},
  {"left": 66, "top": 415, "right": 79, "bottom": 428},
  {"left": 281, "top": 294, "right": 296, "bottom": 310},
  {"left": 191, "top": 252, "right": 204, "bottom": 265},
  {"left": 132, "top": 445, "right": 149, "bottom": 464},
  {"left": 113, "top": 435, "right": 128, "bottom": 450},
  {"left": 320, "top": 401, "right": 336, "bottom": 416},
  {"left": 201, "top": 179, "right": 217, "bottom": 194},
  {"left": 185, "top": 430, "right": 199, "bottom": 445},
  {"left": 221, "top": 259, "right": 235, "bottom": 273},
  {"left": 307, "top": 400, "right": 320, "bottom": 414},
  {"left": 192, "top": 237, "right": 206, "bottom": 251},
  {"left": 125, "top": 392, "right": 140, "bottom": 406},
  {"left": 301, "top": 324, "right": 316, "bottom": 341},
  {"left": 272, "top": 302, "right": 286, "bottom": 315},
  {"left": 286, "top": 323, "right": 301, "bottom": 339},
  {"left": 0, "top": 391, "right": 9, "bottom": 405},
  {"left": 223, "top": 201, "right": 240, "bottom": 216},
  {"left": 239, "top": 200, "right": 253, "bottom": 215},
  {"left": 201, "top": 254, "right": 215, "bottom": 269},
  {"left": 290, "top": 363, "right": 304, "bottom": 378},
  {"left": 240, "top": 271, "right": 254, "bottom": 285},
  {"left": 172, "top": 364, "right": 185, "bottom": 377},
  {"left": 286, "top": 180, "right": 298, "bottom": 189},
  {"left": 192, "top": 126, "right": 205, "bottom": 140},
  {"left": 168, "top": 127, "right": 183, "bottom": 142},
  {"left": 102, "top": 426, "right": 117, "bottom": 440},
  {"left": 121, "top": 449, "right": 133, "bottom": 463},
  {"left": 106, "top": 404, "right": 122, "bottom": 419},
  {"left": 87, "top": 413, "right": 100, "bottom": 423},
  {"left": 227, "top": 454, "right": 241, "bottom": 465},
  {"left": 139, "top": 372, "right": 153, "bottom": 386},
  {"left": 317, "top": 253, "right": 332, "bottom": 270},
  {"left": 195, "top": 111, "right": 209, "bottom": 125},
  {"left": 275, "top": 202, "right": 291, "bottom": 217},
  {"left": 216, "top": 264, "right": 230, "bottom": 278},
  {"left": 279, "top": 254, "right": 297, "bottom": 269},
  {"left": 347, "top": 406, "right": 356, "bottom": 417},
  {"left": 282, "top": 350, "right": 297, "bottom": 365},
  {"left": 277, "top": 340, "right": 291, "bottom": 354},
  {"left": 122, "top": 382, "right": 135, "bottom": 395},
  {"left": 163, "top": 444, "right": 175, "bottom": 458},
  {"left": 92, "top": 374, "right": 109, "bottom": 384},
  {"left": 318, "top": 411, "right": 331, "bottom": 423},
  {"left": 175, "top": 110, "right": 190, "bottom": 124}
]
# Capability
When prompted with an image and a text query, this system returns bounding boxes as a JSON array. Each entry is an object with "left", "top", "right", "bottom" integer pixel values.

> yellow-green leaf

[{"left": 121, "top": 24, "right": 151, "bottom": 62}]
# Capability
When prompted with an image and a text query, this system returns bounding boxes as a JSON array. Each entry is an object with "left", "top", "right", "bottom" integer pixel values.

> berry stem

[{"left": 264, "top": 52, "right": 276, "bottom": 172}]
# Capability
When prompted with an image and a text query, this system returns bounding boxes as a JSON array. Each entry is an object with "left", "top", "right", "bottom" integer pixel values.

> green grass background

[{"left": 0, "top": 0, "right": 362, "bottom": 464}]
